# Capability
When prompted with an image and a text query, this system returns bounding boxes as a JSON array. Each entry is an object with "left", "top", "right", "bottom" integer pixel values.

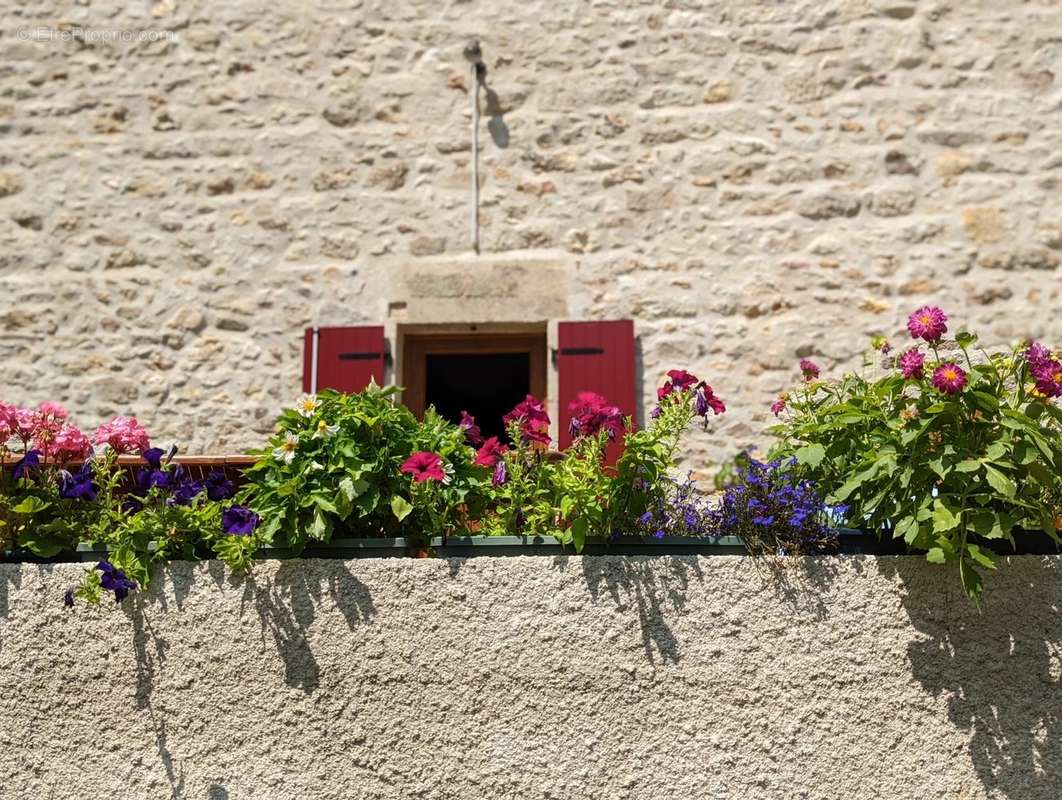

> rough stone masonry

[{"left": 0, "top": 1, "right": 1060, "bottom": 470}]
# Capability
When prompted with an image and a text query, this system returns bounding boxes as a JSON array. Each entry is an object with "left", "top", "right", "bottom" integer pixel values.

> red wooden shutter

[
  {"left": 302, "top": 326, "right": 386, "bottom": 394},
  {"left": 557, "top": 320, "right": 636, "bottom": 462}
]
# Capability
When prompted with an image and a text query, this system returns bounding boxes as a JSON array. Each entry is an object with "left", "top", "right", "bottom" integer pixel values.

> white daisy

[
  {"left": 273, "top": 431, "right": 299, "bottom": 464},
  {"left": 296, "top": 394, "right": 320, "bottom": 418},
  {"left": 312, "top": 419, "right": 339, "bottom": 439}
]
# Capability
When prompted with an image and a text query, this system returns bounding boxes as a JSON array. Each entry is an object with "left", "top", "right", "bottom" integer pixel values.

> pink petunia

[
  {"left": 458, "top": 411, "right": 483, "bottom": 447},
  {"left": 666, "top": 370, "right": 699, "bottom": 391},
  {"left": 92, "top": 416, "right": 151, "bottom": 455},
  {"left": 474, "top": 436, "right": 508, "bottom": 468},
  {"left": 694, "top": 382, "right": 726, "bottom": 416},
  {"left": 400, "top": 451, "right": 446, "bottom": 483},
  {"left": 502, "top": 395, "right": 551, "bottom": 446},
  {"left": 932, "top": 363, "right": 967, "bottom": 395},
  {"left": 907, "top": 306, "right": 948, "bottom": 343},
  {"left": 899, "top": 349, "right": 926, "bottom": 380},
  {"left": 568, "top": 391, "right": 624, "bottom": 439}
]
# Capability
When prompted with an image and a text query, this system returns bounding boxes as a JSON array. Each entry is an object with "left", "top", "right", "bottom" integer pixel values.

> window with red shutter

[
  {"left": 302, "top": 326, "right": 386, "bottom": 394},
  {"left": 557, "top": 320, "right": 637, "bottom": 463}
]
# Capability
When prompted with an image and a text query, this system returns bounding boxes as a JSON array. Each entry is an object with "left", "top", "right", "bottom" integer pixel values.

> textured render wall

[
  {"left": 1, "top": 1, "right": 1061, "bottom": 464},
  {"left": 0, "top": 555, "right": 1060, "bottom": 799}
]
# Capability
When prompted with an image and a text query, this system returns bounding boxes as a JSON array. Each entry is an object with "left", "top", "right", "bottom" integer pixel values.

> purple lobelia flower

[
  {"left": 222, "top": 505, "right": 260, "bottom": 536},
  {"left": 97, "top": 560, "right": 137, "bottom": 603}
]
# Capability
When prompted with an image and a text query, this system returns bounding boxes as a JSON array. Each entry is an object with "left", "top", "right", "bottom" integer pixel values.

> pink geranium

[
  {"left": 400, "top": 451, "right": 446, "bottom": 483},
  {"left": 37, "top": 402, "right": 69, "bottom": 420},
  {"left": 47, "top": 426, "right": 92, "bottom": 463},
  {"left": 92, "top": 416, "right": 151, "bottom": 454}
]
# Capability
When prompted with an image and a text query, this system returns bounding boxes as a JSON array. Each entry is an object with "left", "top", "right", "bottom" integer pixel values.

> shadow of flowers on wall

[{"left": 879, "top": 557, "right": 1061, "bottom": 800}]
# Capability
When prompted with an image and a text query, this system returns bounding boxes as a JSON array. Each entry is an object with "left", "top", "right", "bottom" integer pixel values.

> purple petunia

[
  {"left": 492, "top": 459, "right": 507, "bottom": 487},
  {"left": 222, "top": 505, "right": 260, "bottom": 536},
  {"left": 204, "top": 469, "right": 235, "bottom": 501},
  {"left": 12, "top": 449, "right": 40, "bottom": 480},
  {"left": 60, "top": 463, "right": 97, "bottom": 501},
  {"left": 97, "top": 560, "right": 137, "bottom": 603}
]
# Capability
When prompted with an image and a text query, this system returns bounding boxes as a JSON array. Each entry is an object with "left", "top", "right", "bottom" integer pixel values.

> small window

[{"left": 401, "top": 331, "right": 547, "bottom": 440}]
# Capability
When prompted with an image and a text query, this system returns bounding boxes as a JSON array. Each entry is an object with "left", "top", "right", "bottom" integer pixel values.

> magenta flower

[
  {"left": 1025, "top": 342, "right": 1051, "bottom": 371},
  {"left": 899, "top": 349, "right": 926, "bottom": 380},
  {"left": 771, "top": 397, "right": 787, "bottom": 416},
  {"left": 567, "top": 391, "right": 624, "bottom": 439},
  {"left": 474, "top": 436, "right": 508, "bottom": 468},
  {"left": 492, "top": 460, "right": 507, "bottom": 487},
  {"left": 799, "top": 359, "right": 820, "bottom": 381},
  {"left": 502, "top": 395, "right": 551, "bottom": 446},
  {"left": 932, "top": 363, "right": 967, "bottom": 395},
  {"left": 458, "top": 411, "right": 483, "bottom": 447},
  {"left": 907, "top": 306, "right": 948, "bottom": 342},
  {"left": 92, "top": 416, "right": 151, "bottom": 454},
  {"left": 400, "top": 451, "right": 446, "bottom": 483},
  {"left": 1024, "top": 342, "right": 1062, "bottom": 399},
  {"left": 666, "top": 370, "right": 699, "bottom": 391},
  {"left": 46, "top": 426, "right": 92, "bottom": 463}
]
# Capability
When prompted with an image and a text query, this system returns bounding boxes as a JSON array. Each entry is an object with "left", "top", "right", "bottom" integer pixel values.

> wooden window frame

[{"left": 401, "top": 332, "right": 547, "bottom": 419}]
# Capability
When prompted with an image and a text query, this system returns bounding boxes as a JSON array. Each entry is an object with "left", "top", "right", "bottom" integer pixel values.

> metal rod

[{"left": 471, "top": 63, "right": 480, "bottom": 254}]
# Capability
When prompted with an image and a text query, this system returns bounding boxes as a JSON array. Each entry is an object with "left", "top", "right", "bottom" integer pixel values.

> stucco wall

[
  {"left": 1, "top": 554, "right": 1059, "bottom": 799},
  {"left": 1, "top": 2, "right": 1060, "bottom": 465}
]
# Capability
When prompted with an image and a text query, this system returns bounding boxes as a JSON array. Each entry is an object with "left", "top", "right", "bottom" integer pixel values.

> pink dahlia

[
  {"left": 799, "top": 359, "right": 820, "bottom": 381},
  {"left": 502, "top": 394, "right": 551, "bottom": 446},
  {"left": 899, "top": 349, "right": 926, "bottom": 380},
  {"left": 771, "top": 397, "right": 787, "bottom": 417},
  {"left": 1033, "top": 360, "right": 1062, "bottom": 399},
  {"left": 474, "top": 436, "right": 508, "bottom": 468},
  {"left": 400, "top": 451, "right": 446, "bottom": 483},
  {"left": 92, "top": 416, "right": 151, "bottom": 454},
  {"left": 568, "top": 391, "right": 624, "bottom": 440},
  {"left": 932, "top": 363, "right": 967, "bottom": 395},
  {"left": 907, "top": 306, "right": 948, "bottom": 343}
]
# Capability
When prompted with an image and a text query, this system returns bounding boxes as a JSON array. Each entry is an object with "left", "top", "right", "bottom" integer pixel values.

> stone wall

[
  {"left": 0, "top": 554, "right": 1059, "bottom": 799},
  {"left": 1, "top": 1, "right": 1060, "bottom": 467}
]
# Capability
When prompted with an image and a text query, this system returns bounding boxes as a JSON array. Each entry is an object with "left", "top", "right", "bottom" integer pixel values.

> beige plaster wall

[{"left": 1, "top": 554, "right": 1059, "bottom": 799}]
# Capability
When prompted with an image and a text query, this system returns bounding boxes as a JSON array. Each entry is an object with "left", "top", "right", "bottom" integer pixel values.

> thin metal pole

[{"left": 471, "top": 63, "right": 480, "bottom": 254}]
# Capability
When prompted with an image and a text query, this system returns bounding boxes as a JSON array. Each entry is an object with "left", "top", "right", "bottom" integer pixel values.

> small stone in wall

[
  {"left": 244, "top": 171, "right": 275, "bottom": 190},
  {"left": 885, "top": 150, "right": 921, "bottom": 175},
  {"left": 703, "top": 81, "right": 734, "bottom": 103},
  {"left": 206, "top": 177, "right": 236, "bottom": 196},
  {"left": 410, "top": 236, "right": 446, "bottom": 257},
  {"left": 0, "top": 172, "right": 22, "bottom": 197},
  {"left": 104, "top": 248, "right": 143, "bottom": 269},
  {"left": 936, "top": 150, "right": 974, "bottom": 177},
  {"left": 312, "top": 169, "right": 355, "bottom": 191},
  {"left": 168, "top": 307, "right": 206, "bottom": 334},
  {"left": 962, "top": 207, "right": 1002, "bottom": 244},
  {"left": 797, "top": 192, "right": 860, "bottom": 219},
  {"left": 152, "top": 110, "right": 180, "bottom": 131},
  {"left": 367, "top": 162, "right": 408, "bottom": 191},
  {"left": 869, "top": 189, "right": 916, "bottom": 217}
]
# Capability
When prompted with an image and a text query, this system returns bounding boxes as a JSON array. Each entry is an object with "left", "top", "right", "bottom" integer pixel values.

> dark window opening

[{"left": 425, "top": 352, "right": 530, "bottom": 441}]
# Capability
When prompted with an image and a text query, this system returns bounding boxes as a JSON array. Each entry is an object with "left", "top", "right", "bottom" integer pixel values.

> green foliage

[
  {"left": 241, "top": 383, "right": 488, "bottom": 550},
  {"left": 769, "top": 340, "right": 1061, "bottom": 598}
]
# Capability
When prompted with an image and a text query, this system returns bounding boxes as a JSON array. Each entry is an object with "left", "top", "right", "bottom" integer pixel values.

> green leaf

[
  {"left": 894, "top": 515, "right": 918, "bottom": 544},
  {"left": 12, "top": 497, "right": 50, "bottom": 515},
  {"left": 955, "top": 330, "right": 978, "bottom": 348},
  {"left": 926, "top": 547, "right": 947, "bottom": 564},
  {"left": 390, "top": 495, "right": 413, "bottom": 522},
  {"left": 338, "top": 477, "right": 358, "bottom": 502},
  {"left": 571, "top": 517, "right": 588, "bottom": 553},
  {"left": 932, "top": 499, "right": 960, "bottom": 533},
  {"left": 961, "top": 565, "right": 984, "bottom": 599},
  {"left": 795, "top": 443, "right": 826, "bottom": 468},
  {"left": 954, "top": 459, "right": 981, "bottom": 473},
  {"left": 983, "top": 464, "right": 1016, "bottom": 500},
  {"left": 984, "top": 442, "right": 1008, "bottom": 462},
  {"left": 20, "top": 536, "right": 63, "bottom": 557},
  {"left": 310, "top": 510, "right": 330, "bottom": 541},
  {"left": 559, "top": 496, "right": 575, "bottom": 518},
  {"left": 965, "top": 543, "right": 997, "bottom": 570}
]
